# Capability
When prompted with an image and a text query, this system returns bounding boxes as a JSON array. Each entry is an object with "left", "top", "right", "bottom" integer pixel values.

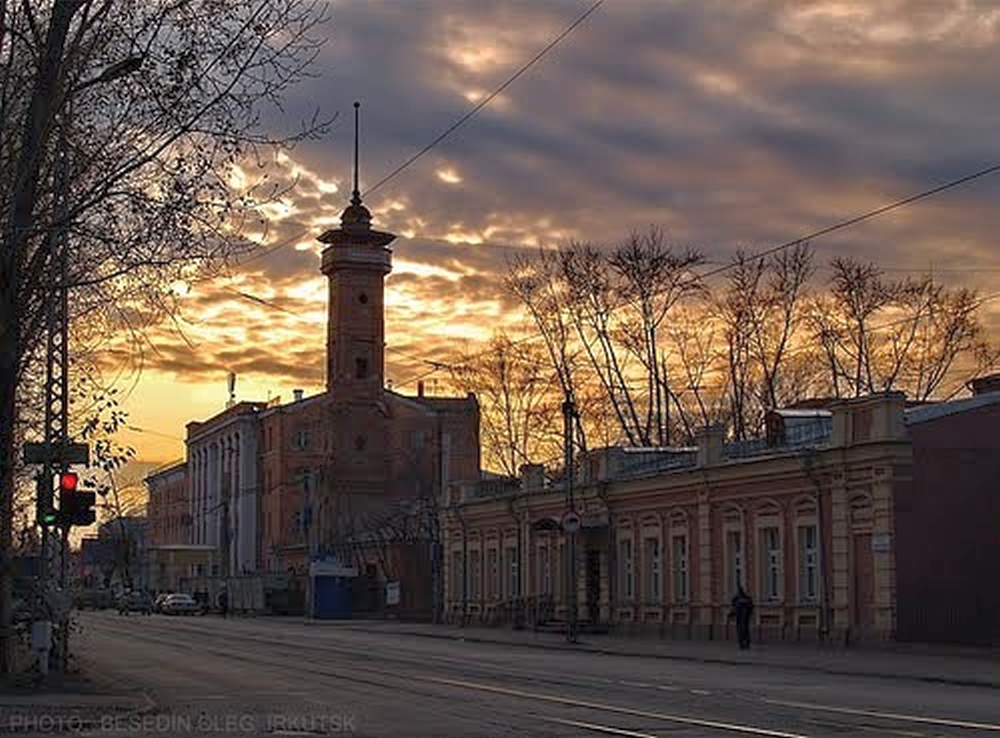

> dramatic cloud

[{"left": 122, "top": 0, "right": 1000, "bottom": 461}]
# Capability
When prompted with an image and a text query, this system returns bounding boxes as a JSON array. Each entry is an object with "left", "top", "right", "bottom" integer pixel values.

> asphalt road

[{"left": 68, "top": 611, "right": 1000, "bottom": 738}]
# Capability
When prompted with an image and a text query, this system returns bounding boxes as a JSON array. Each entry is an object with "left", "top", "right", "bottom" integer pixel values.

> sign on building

[{"left": 385, "top": 580, "right": 401, "bottom": 606}]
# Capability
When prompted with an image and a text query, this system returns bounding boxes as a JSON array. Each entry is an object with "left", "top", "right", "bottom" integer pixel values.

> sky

[{"left": 114, "top": 0, "right": 1000, "bottom": 469}]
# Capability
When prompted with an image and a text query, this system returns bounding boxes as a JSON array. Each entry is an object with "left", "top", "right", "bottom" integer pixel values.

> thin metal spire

[{"left": 351, "top": 101, "right": 361, "bottom": 207}]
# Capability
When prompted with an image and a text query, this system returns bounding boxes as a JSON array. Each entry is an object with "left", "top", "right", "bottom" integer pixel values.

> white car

[{"left": 160, "top": 593, "right": 204, "bottom": 616}]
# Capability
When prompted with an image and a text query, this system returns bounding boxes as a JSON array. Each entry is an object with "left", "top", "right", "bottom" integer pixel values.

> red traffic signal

[{"left": 59, "top": 471, "right": 79, "bottom": 492}]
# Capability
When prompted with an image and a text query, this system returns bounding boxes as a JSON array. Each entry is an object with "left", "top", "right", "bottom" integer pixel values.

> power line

[
  {"left": 221, "top": 159, "right": 1000, "bottom": 383},
  {"left": 364, "top": 0, "right": 605, "bottom": 197},
  {"left": 698, "top": 162, "right": 1000, "bottom": 282},
  {"left": 443, "top": 160, "right": 1000, "bottom": 370}
]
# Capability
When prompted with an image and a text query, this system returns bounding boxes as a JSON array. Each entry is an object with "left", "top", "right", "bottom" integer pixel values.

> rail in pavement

[{"left": 292, "top": 619, "right": 1000, "bottom": 690}]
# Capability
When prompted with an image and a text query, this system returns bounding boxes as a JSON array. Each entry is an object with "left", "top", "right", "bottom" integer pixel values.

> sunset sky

[{"left": 115, "top": 0, "right": 1000, "bottom": 469}]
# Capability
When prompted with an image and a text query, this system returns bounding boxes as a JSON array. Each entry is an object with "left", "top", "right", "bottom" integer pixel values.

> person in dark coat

[
  {"left": 731, "top": 585, "right": 754, "bottom": 649},
  {"left": 218, "top": 590, "right": 228, "bottom": 618}
]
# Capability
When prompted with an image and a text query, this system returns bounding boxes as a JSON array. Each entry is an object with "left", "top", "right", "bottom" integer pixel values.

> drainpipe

[{"left": 802, "top": 448, "right": 829, "bottom": 642}]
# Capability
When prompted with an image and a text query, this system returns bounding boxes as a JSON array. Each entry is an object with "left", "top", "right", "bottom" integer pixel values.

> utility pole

[{"left": 563, "top": 395, "right": 578, "bottom": 644}]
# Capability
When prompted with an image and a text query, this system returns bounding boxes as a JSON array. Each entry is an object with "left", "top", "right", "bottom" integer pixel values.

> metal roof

[{"left": 904, "top": 391, "right": 1000, "bottom": 425}]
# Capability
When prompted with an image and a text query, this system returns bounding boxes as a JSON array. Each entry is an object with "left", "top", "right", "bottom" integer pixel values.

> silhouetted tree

[{"left": 1, "top": 0, "right": 329, "bottom": 673}]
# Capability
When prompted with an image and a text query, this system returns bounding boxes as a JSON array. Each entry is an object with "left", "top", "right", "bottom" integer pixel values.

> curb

[{"left": 337, "top": 624, "right": 1000, "bottom": 691}]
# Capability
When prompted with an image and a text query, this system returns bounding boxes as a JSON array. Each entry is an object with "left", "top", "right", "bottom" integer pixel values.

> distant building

[
  {"left": 187, "top": 402, "right": 262, "bottom": 576},
  {"left": 88, "top": 516, "right": 150, "bottom": 592},
  {"left": 146, "top": 460, "right": 190, "bottom": 546},
  {"left": 444, "top": 388, "right": 1000, "bottom": 647}
]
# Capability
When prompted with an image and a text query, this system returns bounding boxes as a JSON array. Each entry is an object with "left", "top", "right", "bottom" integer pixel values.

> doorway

[{"left": 585, "top": 549, "right": 601, "bottom": 624}]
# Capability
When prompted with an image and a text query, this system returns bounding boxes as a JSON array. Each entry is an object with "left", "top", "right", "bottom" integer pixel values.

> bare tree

[
  {"left": 1, "top": 0, "right": 329, "bottom": 671},
  {"left": 506, "top": 230, "right": 704, "bottom": 453},
  {"left": 504, "top": 248, "right": 589, "bottom": 453},
  {"left": 609, "top": 228, "right": 704, "bottom": 445},
  {"left": 716, "top": 244, "right": 814, "bottom": 438},
  {"left": 807, "top": 258, "right": 989, "bottom": 401},
  {"left": 448, "top": 332, "right": 562, "bottom": 476}
]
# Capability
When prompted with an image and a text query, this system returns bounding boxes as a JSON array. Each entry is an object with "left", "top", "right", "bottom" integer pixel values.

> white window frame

[
  {"left": 619, "top": 537, "right": 634, "bottom": 602},
  {"left": 505, "top": 544, "right": 519, "bottom": 598},
  {"left": 555, "top": 540, "right": 565, "bottom": 601},
  {"left": 451, "top": 549, "right": 463, "bottom": 602},
  {"left": 758, "top": 524, "right": 783, "bottom": 603},
  {"left": 725, "top": 527, "right": 744, "bottom": 597},
  {"left": 537, "top": 542, "right": 552, "bottom": 596},
  {"left": 644, "top": 536, "right": 661, "bottom": 604},
  {"left": 469, "top": 547, "right": 482, "bottom": 602},
  {"left": 486, "top": 547, "right": 499, "bottom": 600},
  {"left": 797, "top": 523, "right": 819, "bottom": 603},
  {"left": 671, "top": 533, "right": 689, "bottom": 603}
]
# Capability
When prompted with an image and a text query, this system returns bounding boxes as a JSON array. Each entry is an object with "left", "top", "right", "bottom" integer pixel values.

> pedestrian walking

[
  {"left": 218, "top": 590, "right": 228, "bottom": 618},
  {"left": 731, "top": 585, "right": 754, "bottom": 649}
]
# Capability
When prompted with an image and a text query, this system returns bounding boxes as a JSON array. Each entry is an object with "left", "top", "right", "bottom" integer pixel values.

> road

[{"left": 67, "top": 611, "right": 1000, "bottom": 737}]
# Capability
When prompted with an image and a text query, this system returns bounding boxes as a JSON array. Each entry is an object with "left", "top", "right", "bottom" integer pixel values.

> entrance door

[
  {"left": 852, "top": 533, "right": 875, "bottom": 635},
  {"left": 586, "top": 549, "right": 601, "bottom": 624}
]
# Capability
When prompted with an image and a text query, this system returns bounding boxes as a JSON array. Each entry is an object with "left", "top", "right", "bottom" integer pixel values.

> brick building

[
  {"left": 171, "top": 171, "right": 480, "bottom": 619},
  {"left": 443, "top": 389, "right": 1000, "bottom": 646}
]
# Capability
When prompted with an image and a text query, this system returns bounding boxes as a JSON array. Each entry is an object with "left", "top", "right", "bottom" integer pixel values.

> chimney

[
  {"left": 519, "top": 464, "right": 546, "bottom": 494},
  {"left": 696, "top": 424, "right": 726, "bottom": 467},
  {"left": 417, "top": 381, "right": 425, "bottom": 398},
  {"left": 293, "top": 389, "right": 304, "bottom": 403}
]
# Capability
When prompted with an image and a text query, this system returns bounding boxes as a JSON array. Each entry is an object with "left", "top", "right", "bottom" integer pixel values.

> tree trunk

[{"left": 0, "top": 0, "right": 80, "bottom": 676}]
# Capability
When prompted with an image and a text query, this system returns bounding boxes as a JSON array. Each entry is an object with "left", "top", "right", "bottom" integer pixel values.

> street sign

[
  {"left": 23, "top": 442, "right": 89, "bottom": 466},
  {"left": 561, "top": 510, "right": 581, "bottom": 534}
]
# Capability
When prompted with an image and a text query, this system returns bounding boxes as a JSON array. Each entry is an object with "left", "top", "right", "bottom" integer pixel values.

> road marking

[
  {"left": 657, "top": 685, "right": 680, "bottom": 691},
  {"left": 539, "top": 716, "right": 658, "bottom": 737},
  {"left": 763, "top": 698, "right": 1000, "bottom": 732},
  {"left": 618, "top": 680, "right": 653, "bottom": 688},
  {"left": 425, "top": 675, "right": 813, "bottom": 737},
  {"left": 691, "top": 688, "right": 712, "bottom": 695}
]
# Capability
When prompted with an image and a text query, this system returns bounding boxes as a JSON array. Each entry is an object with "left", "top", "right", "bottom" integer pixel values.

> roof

[
  {"left": 770, "top": 409, "right": 833, "bottom": 419},
  {"left": 904, "top": 391, "right": 1000, "bottom": 425},
  {"left": 145, "top": 459, "right": 186, "bottom": 483}
]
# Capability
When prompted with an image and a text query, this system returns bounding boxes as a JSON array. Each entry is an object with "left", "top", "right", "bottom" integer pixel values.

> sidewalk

[
  {"left": 315, "top": 620, "right": 1000, "bottom": 689},
  {"left": 0, "top": 658, "right": 155, "bottom": 733}
]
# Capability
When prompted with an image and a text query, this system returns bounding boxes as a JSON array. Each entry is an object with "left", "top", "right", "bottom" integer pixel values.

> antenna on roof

[{"left": 351, "top": 101, "right": 361, "bottom": 208}]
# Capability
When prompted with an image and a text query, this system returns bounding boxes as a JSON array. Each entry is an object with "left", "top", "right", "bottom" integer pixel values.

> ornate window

[
  {"left": 798, "top": 524, "right": 819, "bottom": 602},
  {"left": 759, "top": 526, "right": 782, "bottom": 602},
  {"left": 619, "top": 538, "right": 634, "bottom": 602},
  {"left": 644, "top": 537, "right": 661, "bottom": 603},
  {"left": 672, "top": 534, "right": 689, "bottom": 602}
]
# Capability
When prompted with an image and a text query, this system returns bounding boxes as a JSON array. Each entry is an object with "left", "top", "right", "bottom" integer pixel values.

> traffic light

[
  {"left": 57, "top": 471, "right": 96, "bottom": 527},
  {"left": 35, "top": 474, "right": 57, "bottom": 526}
]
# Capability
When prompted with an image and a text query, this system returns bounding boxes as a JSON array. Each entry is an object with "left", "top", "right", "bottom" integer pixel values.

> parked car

[
  {"left": 160, "top": 593, "right": 204, "bottom": 616},
  {"left": 118, "top": 591, "right": 153, "bottom": 615},
  {"left": 153, "top": 593, "right": 173, "bottom": 614}
]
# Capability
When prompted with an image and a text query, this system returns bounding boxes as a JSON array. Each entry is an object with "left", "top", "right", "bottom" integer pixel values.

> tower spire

[{"left": 352, "top": 101, "right": 361, "bottom": 208}]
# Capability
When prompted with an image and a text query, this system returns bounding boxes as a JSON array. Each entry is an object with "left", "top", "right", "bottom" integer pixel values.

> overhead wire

[{"left": 363, "top": 0, "right": 605, "bottom": 197}]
